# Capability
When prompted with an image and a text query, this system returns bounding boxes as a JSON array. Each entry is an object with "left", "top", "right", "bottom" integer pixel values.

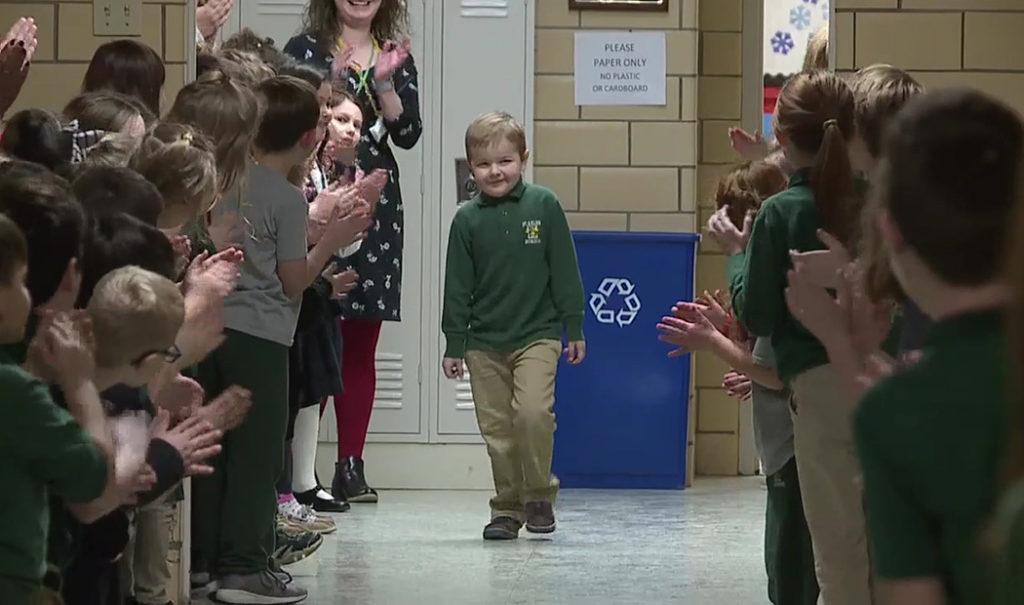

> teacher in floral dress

[{"left": 284, "top": 0, "right": 422, "bottom": 504}]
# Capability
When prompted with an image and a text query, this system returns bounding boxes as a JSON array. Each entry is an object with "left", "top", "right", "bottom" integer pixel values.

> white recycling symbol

[{"left": 589, "top": 277, "right": 642, "bottom": 327}]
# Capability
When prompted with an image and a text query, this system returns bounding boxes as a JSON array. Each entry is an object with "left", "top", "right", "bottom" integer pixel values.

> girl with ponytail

[{"left": 707, "top": 70, "right": 875, "bottom": 605}]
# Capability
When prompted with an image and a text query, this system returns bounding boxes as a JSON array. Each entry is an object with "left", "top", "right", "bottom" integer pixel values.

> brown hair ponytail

[
  {"left": 775, "top": 70, "right": 858, "bottom": 245},
  {"left": 812, "top": 118, "right": 856, "bottom": 244}
]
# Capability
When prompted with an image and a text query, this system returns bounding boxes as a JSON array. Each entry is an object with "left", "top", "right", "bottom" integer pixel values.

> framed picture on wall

[{"left": 569, "top": 0, "right": 669, "bottom": 11}]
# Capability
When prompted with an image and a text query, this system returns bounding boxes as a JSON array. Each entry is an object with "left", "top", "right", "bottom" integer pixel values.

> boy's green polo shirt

[
  {"left": 0, "top": 350, "right": 107, "bottom": 602},
  {"left": 854, "top": 309, "right": 1007, "bottom": 605},
  {"left": 442, "top": 180, "right": 585, "bottom": 358}
]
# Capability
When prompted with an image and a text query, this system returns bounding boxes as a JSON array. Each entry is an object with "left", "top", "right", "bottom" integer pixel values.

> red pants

[{"left": 322, "top": 318, "right": 382, "bottom": 459}]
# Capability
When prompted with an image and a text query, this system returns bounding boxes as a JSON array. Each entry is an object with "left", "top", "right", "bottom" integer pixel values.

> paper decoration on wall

[{"left": 763, "top": 0, "right": 829, "bottom": 81}]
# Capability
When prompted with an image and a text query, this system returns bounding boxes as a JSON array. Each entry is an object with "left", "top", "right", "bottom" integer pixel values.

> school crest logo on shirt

[{"left": 523, "top": 219, "right": 542, "bottom": 245}]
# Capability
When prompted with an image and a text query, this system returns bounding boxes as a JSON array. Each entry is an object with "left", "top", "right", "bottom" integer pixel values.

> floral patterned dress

[{"left": 284, "top": 34, "right": 423, "bottom": 321}]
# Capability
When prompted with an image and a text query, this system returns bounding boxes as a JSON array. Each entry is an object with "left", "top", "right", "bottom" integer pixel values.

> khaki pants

[
  {"left": 465, "top": 339, "right": 562, "bottom": 520},
  {"left": 790, "top": 364, "right": 873, "bottom": 605},
  {"left": 121, "top": 496, "right": 177, "bottom": 605}
]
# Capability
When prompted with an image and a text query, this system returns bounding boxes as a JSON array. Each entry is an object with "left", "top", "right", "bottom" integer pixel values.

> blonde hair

[
  {"left": 803, "top": 25, "right": 829, "bottom": 71},
  {"left": 87, "top": 265, "right": 185, "bottom": 369},
  {"left": 465, "top": 111, "right": 527, "bottom": 163},
  {"left": 849, "top": 65, "right": 924, "bottom": 303},
  {"left": 132, "top": 123, "right": 218, "bottom": 219},
  {"left": 847, "top": 64, "right": 924, "bottom": 159},
  {"left": 63, "top": 91, "right": 154, "bottom": 133},
  {"left": 78, "top": 132, "right": 142, "bottom": 168},
  {"left": 165, "top": 70, "right": 261, "bottom": 195},
  {"left": 216, "top": 49, "right": 276, "bottom": 87}
]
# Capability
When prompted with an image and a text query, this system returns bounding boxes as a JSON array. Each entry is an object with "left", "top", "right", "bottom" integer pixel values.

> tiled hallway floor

[{"left": 199, "top": 477, "right": 770, "bottom": 605}]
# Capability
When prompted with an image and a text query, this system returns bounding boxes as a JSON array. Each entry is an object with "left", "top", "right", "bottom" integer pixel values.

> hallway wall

[
  {"left": 835, "top": 0, "right": 1024, "bottom": 116},
  {"left": 532, "top": 1, "right": 750, "bottom": 478},
  {"left": 0, "top": 0, "right": 191, "bottom": 115}
]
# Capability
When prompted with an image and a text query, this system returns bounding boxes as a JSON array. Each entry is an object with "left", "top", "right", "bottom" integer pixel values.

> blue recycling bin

[{"left": 552, "top": 231, "right": 699, "bottom": 489}]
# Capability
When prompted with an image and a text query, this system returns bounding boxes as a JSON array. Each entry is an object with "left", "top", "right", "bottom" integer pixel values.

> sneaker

[
  {"left": 278, "top": 497, "right": 337, "bottom": 535},
  {"left": 482, "top": 516, "right": 523, "bottom": 540},
  {"left": 190, "top": 571, "right": 218, "bottom": 596},
  {"left": 294, "top": 487, "right": 350, "bottom": 513},
  {"left": 273, "top": 527, "right": 323, "bottom": 567},
  {"left": 525, "top": 501, "right": 556, "bottom": 534},
  {"left": 215, "top": 569, "right": 307, "bottom": 604}
]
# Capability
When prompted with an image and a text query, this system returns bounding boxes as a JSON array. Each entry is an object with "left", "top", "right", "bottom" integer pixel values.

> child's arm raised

[
  {"left": 545, "top": 197, "right": 586, "bottom": 362},
  {"left": 441, "top": 211, "right": 472, "bottom": 378},
  {"left": 278, "top": 185, "right": 371, "bottom": 300},
  {"left": 30, "top": 311, "right": 113, "bottom": 461},
  {"left": 657, "top": 303, "right": 784, "bottom": 390},
  {"left": 718, "top": 204, "right": 788, "bottom": 337}
]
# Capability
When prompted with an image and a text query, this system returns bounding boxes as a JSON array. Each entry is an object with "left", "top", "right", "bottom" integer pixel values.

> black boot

[{"left": 332, "top": 456, "right": 378, "bottom": 503}]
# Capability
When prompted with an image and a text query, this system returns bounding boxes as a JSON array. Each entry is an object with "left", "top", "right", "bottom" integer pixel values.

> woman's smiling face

[{"left": 335, "top": 0, "right": 382, "bottom": 27}]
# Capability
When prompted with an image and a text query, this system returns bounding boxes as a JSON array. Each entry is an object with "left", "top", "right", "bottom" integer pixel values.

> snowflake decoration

[
  {"left": 820, "top": 0, "right": 830, "bottom": 19},
  {"left": 790, "top": 5, "right": 811, "bottom": 30},
  {"left": 771, "top": 31, "right": 795, "bottom": 55},
  {"left": 802, "top": 0, "right": 819, "bottom": 4}
]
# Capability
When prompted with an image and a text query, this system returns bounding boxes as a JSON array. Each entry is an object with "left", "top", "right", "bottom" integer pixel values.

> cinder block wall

[
  {"left": 0, "top": 0, "right": 191, "bottom": 116},
  {"left": 835, "top": 0, "right": 1024, "bottom": 117},
  {"left": 534, "top": 1, "right": 699, "bottom": 232},
  {"left": 694, "top": 0, "right": 745, "bottom": 476}
]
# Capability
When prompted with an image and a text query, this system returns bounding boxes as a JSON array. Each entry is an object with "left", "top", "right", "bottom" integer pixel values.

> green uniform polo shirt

[
  {"left": 725, "top": 169, "right": 900, "bottom": 384},
  {"left": 855, "top": 309, "right": 1007, "bottom": 605},
  {"left": 441, "top": 180, "right": 585, "bottom": 358},
  {"left": 991, "top": 478, "right": 1024, "bottom": 605},
  {"left": 0, "top": 351, "right": 107, "bottom": 602}
]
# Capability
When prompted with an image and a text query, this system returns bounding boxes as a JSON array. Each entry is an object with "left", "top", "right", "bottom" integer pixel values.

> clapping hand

[
  {"left": 331, "top": 44, "right": 356, "bottom": 79},
  {"left": 705, "top": 206, "right": 753, "bottom": 257},
  {"left": 170, "top": 235, "right": 192, "bottom": 277},
  {"left": 788, "top": 229, "right": 851, "bottom": 289},
  {"left": 196, "top": 0, "right": 233, "bottom": 42},
  {"left": 728, "top": 127, "right": 768, "bottom": 162},
  {"left": 723, "top": 370, "right": 753, "bottom": 401},
  {"left": 694, "top": 290, "right": 732, "bottom": 334},
  {"left": 322, "top": 264, "right": 358, "bottom": 300},
  {"left": 356, "top": 169, "right": 388, "bottom": 207},
  {"left": 195, "top": 385, "right": 252, "bottom": 432},
  {"left": 657, "top": 302, "right": 719, "bottom": 357},
  {"left": 0, "top": 17, "right": 35, "bottom": 119},
  {"left": 151, "top": 373, "right": 205, "bottom": 423},
  {"left": 26, "top": 310, "right": 96, "bottom": 390},
  {"left": 150, "top": 408, "right": 223, "bottom": 476},
  {"left": 184, "top": 248, "right": 243, "bottom": 300},
  {"left": 373, "top": 37, "right": 411, "bottom": 84}
]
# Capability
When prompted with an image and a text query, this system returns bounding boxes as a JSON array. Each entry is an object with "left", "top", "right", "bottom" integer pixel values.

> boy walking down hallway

[{"left": 441, "top": 112, "right": 586, "bottom": 540}]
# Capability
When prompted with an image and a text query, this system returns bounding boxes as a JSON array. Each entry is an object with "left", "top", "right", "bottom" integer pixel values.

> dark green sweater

[
  {"left": 726, "top": 169, "right": 902, "bottom": 383},
  {"left": 442, "top": 180, "right": 584, "bottom": 358}
]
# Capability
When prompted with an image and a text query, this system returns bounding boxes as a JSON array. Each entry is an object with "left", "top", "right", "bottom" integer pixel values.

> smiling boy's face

[
  {"left": 0, "top": 264, "right": 32, "bottom": 345},
  {"left": 469, "top": 138, "right": 526, "bottom": 198}
]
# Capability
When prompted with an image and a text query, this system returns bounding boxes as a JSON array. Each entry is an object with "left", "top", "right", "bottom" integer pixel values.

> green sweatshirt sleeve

[
  {"left": 546, "top": 198, "right": 585, "bottom": 341},
  {"left": 442, "top": 211, "right": 474, "bottom": 358},
  {"left": 726, "top": 203, "right": 788, "bottom": 338}
]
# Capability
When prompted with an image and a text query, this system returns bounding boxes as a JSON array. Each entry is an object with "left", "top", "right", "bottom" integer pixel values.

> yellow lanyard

[{"left": 338, "top": 37, "right": 382, "bottom": 116}]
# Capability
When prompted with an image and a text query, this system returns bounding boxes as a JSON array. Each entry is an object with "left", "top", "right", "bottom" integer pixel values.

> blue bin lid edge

[{"left": 570, "top": 230, "right": 702, "bottom": 244}]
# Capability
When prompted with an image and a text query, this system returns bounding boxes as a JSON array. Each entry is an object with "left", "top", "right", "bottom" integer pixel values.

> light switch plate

[{"left": 94, "top": 0, "right": 143, "bottom": 37}]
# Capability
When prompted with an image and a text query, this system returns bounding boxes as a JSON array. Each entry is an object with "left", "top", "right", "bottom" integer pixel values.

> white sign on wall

[{"left": 574, "top": 31, "right": 666, "bottom": 106}]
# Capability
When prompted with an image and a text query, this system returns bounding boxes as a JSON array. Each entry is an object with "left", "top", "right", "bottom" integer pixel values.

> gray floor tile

[{"left": 195, "top": 477, "right": 770, "bottom": 605}]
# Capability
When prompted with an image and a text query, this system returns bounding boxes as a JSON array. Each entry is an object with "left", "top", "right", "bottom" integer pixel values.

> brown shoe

[
  {"left": 483, "top": 516, "right": 522, "bottom": 540},
  {"left": 525, "top": 501, "right": 556, "bottom": 534}
]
